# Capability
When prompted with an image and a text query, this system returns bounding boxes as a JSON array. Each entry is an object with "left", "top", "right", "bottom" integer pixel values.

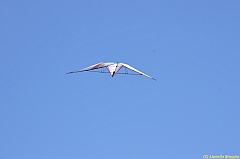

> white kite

[{"left": 67, "top": 62, "right": 156, "bottom": 80}]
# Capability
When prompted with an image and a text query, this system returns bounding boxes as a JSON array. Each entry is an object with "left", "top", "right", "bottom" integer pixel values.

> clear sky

[{"left": 0, "top": 1, "right": 239, "bottom": 159}]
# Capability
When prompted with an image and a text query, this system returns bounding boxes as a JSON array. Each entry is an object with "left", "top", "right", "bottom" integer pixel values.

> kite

[{"left": 67, "top": 62, "right": 156, "bottom": 80}]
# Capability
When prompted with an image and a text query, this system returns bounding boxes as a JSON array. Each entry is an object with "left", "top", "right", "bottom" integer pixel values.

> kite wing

[
  {"left": 66, "top": 62, "right": 115, "bottom": 74},
  {"left": 120, "top": 63, "right": 156, "bottom": 80}
]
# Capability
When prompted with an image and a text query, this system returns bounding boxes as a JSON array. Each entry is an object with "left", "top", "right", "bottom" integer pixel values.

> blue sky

[{"left": 0, "top": 1, "right": 239, "bottom": 158}]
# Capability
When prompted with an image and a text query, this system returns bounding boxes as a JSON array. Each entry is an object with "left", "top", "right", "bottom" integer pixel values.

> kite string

[{"left": 132, "top": 75, "right": 137, "bottom": 159}]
